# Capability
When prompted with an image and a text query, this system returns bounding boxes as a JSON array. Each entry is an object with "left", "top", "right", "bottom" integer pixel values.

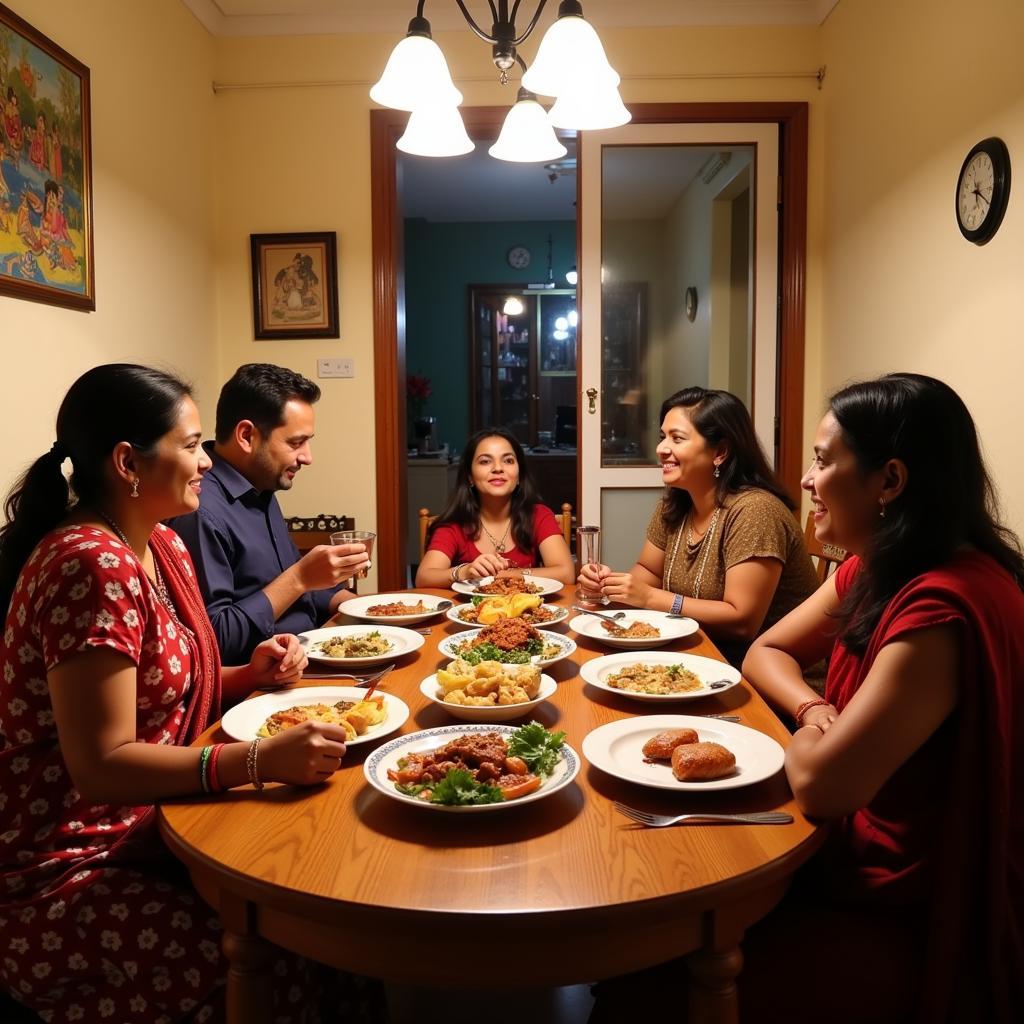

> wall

[
  {"left": 819, "top": 0, "right": 1024, "bottom": 532},
  {"left": 404, "top": 218, "right": 576, "bottom": 451},
  {"left": 0, "top": 0, "right": 217, "bottom": 492}
]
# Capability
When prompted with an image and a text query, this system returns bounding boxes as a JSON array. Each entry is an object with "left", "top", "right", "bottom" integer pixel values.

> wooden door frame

[{"left": 371, "top": 102, "right": 808, "bottom": 591}]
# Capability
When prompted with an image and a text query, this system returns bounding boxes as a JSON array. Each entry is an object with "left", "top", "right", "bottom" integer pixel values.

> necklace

[
  {"left": 479, "top": 518, "right": 513, "bottom": 554},
  {"left": 96, "top": 510, "right": 195, "bottom": 638},
  {"left": 663, "top": 505, "right": 722, "bottom": 600}
]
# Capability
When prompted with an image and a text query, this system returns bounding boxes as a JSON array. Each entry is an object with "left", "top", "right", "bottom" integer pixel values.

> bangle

[
  {"left": 198, "top": 745, "right": 213, "bottom": 794},
  {"left": 246, "top": 737, "right": 264, "bottom": 792},
  {"left": 207, "top": 743, "right": 225, "bottom": 793},
  {"left": 451, "top": 563, "right": 467, "bottom": 583},
  {"left": 794, "top": 698, "right": 831, "bottom": 727},
  {"left": 670, "top": 593, "right": 684, "bottom": 615}
]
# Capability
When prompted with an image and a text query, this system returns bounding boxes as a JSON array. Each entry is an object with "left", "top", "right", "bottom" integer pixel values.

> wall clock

[
  {"left": 507, "top": 245, "right": 531, "bottom": 269},
  {"left": 685, "top": 286, "right": 698, "bottom": 322},
  {"left": 955, "top": 137, "right": 1011, "bottom": 245}
]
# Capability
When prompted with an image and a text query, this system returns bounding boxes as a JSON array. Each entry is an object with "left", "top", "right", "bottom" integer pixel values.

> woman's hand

[
  {"left": 577, "top": 561, "right": 610, "bottom": 592},
  {"left": 800, "top": 702, "right": 838, "bottom": 733},
  {"left": 246, "top": 634, "right": 308, "bottom": 687},
  {"left": 259, "top": 720, "right": 348, "bottom": 785},
  {"left": 461, "top": 552, "right": 509, "bottom": 580},
  {"left": 599, "top": 571, "right": 654, "bottom": 609}
]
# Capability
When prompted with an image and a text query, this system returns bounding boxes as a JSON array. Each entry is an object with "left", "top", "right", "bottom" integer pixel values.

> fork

[
  {"left": 302, "top": 664, "right": 394, "bottom": 685},
  {"left": 613, "top": 802, "right": 793, "bottom": 827}
]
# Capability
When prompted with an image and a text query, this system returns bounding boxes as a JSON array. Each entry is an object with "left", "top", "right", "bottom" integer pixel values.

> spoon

[
  {"left": 571, "top": 606, "right": 627, "bottom": 625},
  {"left": 706, "top": 679, "right": 733, "bottom": 690},
  {"left": 434, "top": 600, "right": 453, "bottom": 611}
]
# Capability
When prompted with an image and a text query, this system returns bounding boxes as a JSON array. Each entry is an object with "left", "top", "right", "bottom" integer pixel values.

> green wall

[{"left": 404, "top": 219, "right": 577, "bottom": 454}]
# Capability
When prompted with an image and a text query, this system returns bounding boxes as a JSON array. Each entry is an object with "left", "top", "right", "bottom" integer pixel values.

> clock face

[
  {"left": 507, "top": 245, "right": 531, "bottom": 270},
  {"left": 955, "top": 137, "right": 1011, "bottom": 245}
]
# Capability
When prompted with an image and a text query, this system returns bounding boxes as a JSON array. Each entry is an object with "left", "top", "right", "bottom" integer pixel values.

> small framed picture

[{"left": 250, "top": 231, "right": 339, "bottom": 339}]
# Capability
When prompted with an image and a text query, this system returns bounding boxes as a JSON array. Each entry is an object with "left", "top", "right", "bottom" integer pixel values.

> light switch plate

[{"left": 317, "top": 358, "right": 354, "bottom": 378}]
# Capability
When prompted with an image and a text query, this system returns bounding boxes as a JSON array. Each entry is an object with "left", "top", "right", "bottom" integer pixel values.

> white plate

[
  {"left": 451, "top": 574, "right": 563, "bottom": 597},
  {"left": 582, "top": 714, "right": 784, "bottom": 791},
  {"left": 569, "top": 610, "right": 699, "bottom": 649},
  {"left": 579, "top": 651, "right": 741, "bottom": 702},
  {"left": 418, "top": 672, "right": 558, "bottom": 722},
  {"left": 299, "top": 624, "right": 425, "bottom": 666},
  {"left": 438, "top": 628, "right": 576, "bottom": 667},
  {"left": 220, "top": 686, "right": 409, "bottom": 746},
  {"left": 446, "top": 602, "right": 570, "bottom": 630},
  {"left": 364, "top": 723, "right": 580, "bottom": 812},
  {"left": 340, "top": 593, "right": 452, "bottom": 624}
]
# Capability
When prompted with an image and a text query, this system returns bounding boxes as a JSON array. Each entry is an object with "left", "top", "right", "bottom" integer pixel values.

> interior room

[{"left": 1, "top": 1, "right": 1022, "bottom": 1022}]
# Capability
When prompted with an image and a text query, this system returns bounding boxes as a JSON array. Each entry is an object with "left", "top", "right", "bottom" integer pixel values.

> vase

[{"left": 413, "top": 415, "right": 438, "bottom": 452}]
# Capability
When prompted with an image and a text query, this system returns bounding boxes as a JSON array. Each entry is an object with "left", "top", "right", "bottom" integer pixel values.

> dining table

[{"left": 158, "top": 585, "right": 824, "bottom": 1024}]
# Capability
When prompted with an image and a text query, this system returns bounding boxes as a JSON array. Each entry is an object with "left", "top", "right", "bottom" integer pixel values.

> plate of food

[
  {"left": 298, "top": 624, "right": 425, "bottom": 666},
  {"left": 582, "top": 714, "right": 784, "bottom": 791},
  {"left": 451, "top": 573, "right": 563, "bottom": 597},
  {"left": 221, "top": 686, "right": 409, "bottom": 746},
  {"left": 364, "top": 721, "right": 579, "bottom": 811},
  {"left": 340, "top": 593, "right": 452, "bottom": 624},
  {"left": 579, "top": 651, "right": 741, "bottom": 701},
  {"left": 437, "top": 622, "right": 576, "bottom": 667},
  {"left": 569, "top": 610, "right": 699, "bottom": 649},
  {"left": 419, "top": 659, "right": 558, "bottom": 722},
  {"left": 447, "top": 595, "right": 569, "bottom": 630}
]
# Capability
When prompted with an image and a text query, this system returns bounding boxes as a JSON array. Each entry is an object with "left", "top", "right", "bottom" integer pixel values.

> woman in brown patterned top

[{"left": 578, "top": 387, "right": 818, "bottom": 665}]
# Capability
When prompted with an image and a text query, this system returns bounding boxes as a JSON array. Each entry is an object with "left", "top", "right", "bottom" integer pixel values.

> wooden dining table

[{"left": 159, "top": 587, "right": 824, "bottom": 1024}]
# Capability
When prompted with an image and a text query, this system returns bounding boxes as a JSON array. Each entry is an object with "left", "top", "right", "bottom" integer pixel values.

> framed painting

[
  {"left": 0, "top": 3, "right": 94, "bottom": 311},
  {"left": 250, "top": 231, "right": 339, "bottom": 339}
]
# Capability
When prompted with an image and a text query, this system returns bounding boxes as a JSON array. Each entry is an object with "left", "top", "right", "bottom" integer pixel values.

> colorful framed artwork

[
  {"left": 250, "top": 231, "right": 339, "bottom": 339},
  {"left": 0, "top": 3, "right": 94, "bottom": 311}
]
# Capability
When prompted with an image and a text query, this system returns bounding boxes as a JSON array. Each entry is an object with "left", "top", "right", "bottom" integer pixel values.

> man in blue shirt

[{"left": 170, "top": 363, "right": 368, "bottom": 663}]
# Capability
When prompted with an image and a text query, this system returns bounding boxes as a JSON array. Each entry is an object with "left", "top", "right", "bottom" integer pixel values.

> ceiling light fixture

[{"left": 372, "top": 1, "right": 629, "bottom": 162}]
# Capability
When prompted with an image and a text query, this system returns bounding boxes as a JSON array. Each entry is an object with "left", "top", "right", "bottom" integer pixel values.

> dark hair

[
  {"left": 0, "top": 364, "right": 192, "bottom": 612},
  {"left": 658, "top": 386, "right": 795, "bottom": 531},
  {"left": 426, "top": 428, "right": 542, "bottom": 555},
  {"left": 830, "top": 372, "right": 1024, "bottom": 654},
  {"left": 214, "top": 363, "right": 320, "bottom": 443}
]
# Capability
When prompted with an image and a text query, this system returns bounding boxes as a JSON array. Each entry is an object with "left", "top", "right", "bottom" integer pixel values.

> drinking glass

[
  {"left": 331, "top": 530, "right": 376, "bottom": 579},
  {"left": 575, "top": 525, "right": 609, "bottom": 606}
]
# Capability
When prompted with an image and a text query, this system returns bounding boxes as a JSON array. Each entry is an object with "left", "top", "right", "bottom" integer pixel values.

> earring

[
  {"left": 130, "top": 478, "right": 140, "bottom": 499},
  {"left": 714, "top": 463, "right": 721, "bottom": 479},
  {"left": 878, "top": 498, "right": 886, "bottom": 518}
]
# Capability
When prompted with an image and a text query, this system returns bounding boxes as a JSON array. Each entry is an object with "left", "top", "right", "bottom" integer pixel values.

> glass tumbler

[
  {"left": 575, "top": 525, "right": 609, "bottom": 606},
  {"left": 331, "top": 530, "right": 376, "bottom": 579}
]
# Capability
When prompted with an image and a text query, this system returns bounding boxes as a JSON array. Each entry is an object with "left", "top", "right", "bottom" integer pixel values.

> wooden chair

[
  {"left": 804, "top": 510, "right": 848, "bottom": 583},
  {"left": 419, "top": 503, "right": 573, "bottom": 560},
  {"left": 285, "top": 513, "right": 355, "bottom": 555}
]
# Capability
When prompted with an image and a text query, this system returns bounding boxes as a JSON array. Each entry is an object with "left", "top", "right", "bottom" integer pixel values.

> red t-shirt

[{"left": 426, "top": 504, "right": 561, "bottom": 569}]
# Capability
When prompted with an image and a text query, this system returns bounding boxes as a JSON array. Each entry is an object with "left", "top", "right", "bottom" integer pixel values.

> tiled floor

[{"left": 386, "top": 983, "right": 595, "bottom": 1024}]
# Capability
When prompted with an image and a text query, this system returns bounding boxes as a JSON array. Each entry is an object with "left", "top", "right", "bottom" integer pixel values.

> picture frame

[
  {"left": 250, "top": 231, "right": 339, "bottom": 339},
  {"left": 0, "top": 3, "right": 94, "bottom": 311}
]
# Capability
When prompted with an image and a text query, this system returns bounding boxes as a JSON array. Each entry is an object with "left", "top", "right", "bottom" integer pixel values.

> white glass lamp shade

[
  {"left": 397, "top": 104, "right": 474, "bottom": 157},
  {"left": 503, "top": 296, "right": 525, "bottom": 315},
  {"left": 489, "top": 98, "right": 567, "bottom": 163},
  {"left": 370, "top": 34, "right": 463, "bottom": 111},
  {"left": 565, "top": 266, "right": 578, "bottom": 286},
  {"left": 548, "top": 80, "right": 631, "bottom": 131},
  {"left": 521, "top": 12, "right": 619, "bottom": 98}
]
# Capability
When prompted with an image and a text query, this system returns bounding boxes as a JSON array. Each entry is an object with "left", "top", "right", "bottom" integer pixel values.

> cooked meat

[
  {"left": 671, "top": 741, "right": 737, "bottom": 781},
  {"left": 475, "top": 618, "right": 540, "bottom": 651},
  {"left": 642, "top": 728, "right": 698, "bottom": 761}
]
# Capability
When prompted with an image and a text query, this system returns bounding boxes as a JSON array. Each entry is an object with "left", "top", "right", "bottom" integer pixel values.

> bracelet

[
  {"left": 794, "top": 698, "right": 831, "bottom": 727},
  {"left": 451, "top": 563, "right": 467, "bottom": 583},
  {"left": 670, "top": 593, "right": 684, "bottom": 615},
  {"left": 198, "top": 745, "right": 213, "bottom": 794},
  {"left": 207, "top": 743, "right": 225, "bottom": 793},
  {"left": 246, "top": 737, "right": 265, "bottom": 792}
]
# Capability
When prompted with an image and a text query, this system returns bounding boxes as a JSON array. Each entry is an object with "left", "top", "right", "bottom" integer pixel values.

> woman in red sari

[{"left": 0, "top": 365, "right": 381, "bottom": 1022}]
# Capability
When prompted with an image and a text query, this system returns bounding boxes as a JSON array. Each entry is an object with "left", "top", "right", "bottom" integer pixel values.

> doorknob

[{"left": 585, "top": 387, "right": 598, "bottom": 414}]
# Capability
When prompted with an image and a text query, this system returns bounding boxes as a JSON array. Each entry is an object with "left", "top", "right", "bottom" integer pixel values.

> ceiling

[{"left": 182, "top": 1, "right": 840, "bottom": 36}]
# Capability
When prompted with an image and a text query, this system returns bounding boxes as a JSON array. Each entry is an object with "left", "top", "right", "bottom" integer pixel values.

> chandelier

[{"left": 370, "top": 1, "right": 630, "bottom": 162}]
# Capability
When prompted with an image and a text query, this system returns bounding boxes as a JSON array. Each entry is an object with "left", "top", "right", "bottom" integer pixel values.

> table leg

[
  {"left": 685, "top": 943, "right": 743, "bottom": 1024},
  {"left": 221, "top": 908, "right": 274, "bottom": 1024}
]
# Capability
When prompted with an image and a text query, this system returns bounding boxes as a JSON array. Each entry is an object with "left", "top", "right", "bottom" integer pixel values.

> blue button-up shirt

[{"left": 169, "top": 444, "right": 338, "bottom": 664}]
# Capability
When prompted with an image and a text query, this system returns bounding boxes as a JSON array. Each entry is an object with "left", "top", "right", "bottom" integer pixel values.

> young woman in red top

[{"left": 415, "top": 427, "right": 574, "bottom": 588}]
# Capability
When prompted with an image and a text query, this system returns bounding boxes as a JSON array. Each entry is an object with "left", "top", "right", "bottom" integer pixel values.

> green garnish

[
  {"left": 398, "top": 768, "right": 505, "bottom": 806},
  {"left": 507, "top": 721, "right": 565, "bottom": 778},
  {"left": 456, "top": 636, "right": 544, "bottom": 665}
]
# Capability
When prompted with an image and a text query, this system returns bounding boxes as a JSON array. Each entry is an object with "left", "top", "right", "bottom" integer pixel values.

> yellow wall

[
  {"left": 0, "top": 0, "right": 217, "bottom": 489},
  {"left": 819, "top": 0, "right": 1024, "bottom": 531}
]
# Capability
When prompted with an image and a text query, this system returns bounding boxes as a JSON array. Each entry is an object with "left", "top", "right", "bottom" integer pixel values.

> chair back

[
  {"left": 285, "top": 514, "right": 355, "bottom": 555},
  {"left": 418, "top": 503, "right": 573, "bottom": 560},
  {"left": 804, "top": 510, "right": 848, "bottom": 583}
]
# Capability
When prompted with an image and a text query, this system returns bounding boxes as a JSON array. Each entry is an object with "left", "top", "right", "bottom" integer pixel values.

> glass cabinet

[{"left": 469, "top": 286, "right": 577, "bottom": 447}]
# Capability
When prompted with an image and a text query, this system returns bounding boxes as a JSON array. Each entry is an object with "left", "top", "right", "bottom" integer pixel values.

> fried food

[
  {"left": 670, "top": 741, "right": 736, "bottom": 781},
  {"left": 641, "top": 728, "right": 699, "bottom": 761},
  {"left": 435, "top": 658, "right": 542, "bottom": 707},
  {"left": 365, "top": 600, "right": 430, "bottom": 616},
  {"left": 600, "top": 619, "right": 661, "bottom": 639},
  {"left": 258, "top": 697, "right": 386, "bottom": 740}
]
